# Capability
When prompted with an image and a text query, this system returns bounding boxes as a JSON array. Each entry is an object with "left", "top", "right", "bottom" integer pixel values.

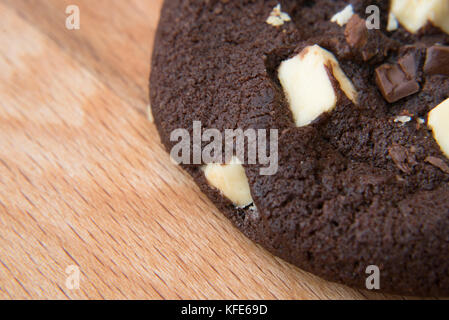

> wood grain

[{"left": 0, "top": 0, "right": 413, "bottom": 300}]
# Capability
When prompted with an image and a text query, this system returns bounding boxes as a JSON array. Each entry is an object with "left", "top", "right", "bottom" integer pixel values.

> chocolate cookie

[{"left": 150, "top": 0, "right": 449, "bottom": 296}]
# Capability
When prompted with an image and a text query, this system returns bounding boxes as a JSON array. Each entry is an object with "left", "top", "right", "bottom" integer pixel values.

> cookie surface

[{"left": 150, "top": 0, "right": 449, "bottom": 296}]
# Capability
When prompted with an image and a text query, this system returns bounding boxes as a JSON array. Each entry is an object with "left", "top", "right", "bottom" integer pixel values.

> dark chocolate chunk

[
  {"left": 424, "top": 45, "right": 449, "bottom": 76},
  {"left": 388, "top": 144, "right": 417, "bottom": 174},
  {"left": 398, "top": 53, "right": 418, "bottom": 79},
  {"left": 425, "top": 156, "right": 449, "bottom": 174},
  {"left": 344, "top": 14, "right": 397, "bottom": 62},
  {"left": 345, "top": 15, "right": 368, "bottom": 49},
  {"left": 375, "top": 53, "right": 420, "bottom": 103}
]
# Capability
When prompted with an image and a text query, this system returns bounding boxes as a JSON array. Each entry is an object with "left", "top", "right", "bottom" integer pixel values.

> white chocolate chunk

[
  {"left": 394, "top": 115, "right": 411, "bottom": 124},
  {"left": 428, "top": 98, "right": 449, "bottom": 159},
  {"left": 266, "top": 4, "right": 291, "bottom": 27},
  {"left": 391, "top": 0, "right": 435, "bottom": 33},
  {"left": 391, "top": 0, "right": 449, "bottom": 35},
  {"left": 278, "top": 45, "right": 357, "bottom": 127},
  {"left": 432, "top": 2, "right": 449, "bottom": 34},
  {"left": 147, "top": 104, "right": 154, "bottom": 123},
  {"left": 331, "top": 5, "right": 354, "bottom": 27},
  {"left": 203, "top": 157, "right": 253, "bottom": 208},
  {"left": 387, "top": 12, "right": 399, "bottom": 31}
]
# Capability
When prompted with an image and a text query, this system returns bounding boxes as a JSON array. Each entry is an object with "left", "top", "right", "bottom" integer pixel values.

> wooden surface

[{"left": 0, "top": 0, "right": 411, "bottom": 300}]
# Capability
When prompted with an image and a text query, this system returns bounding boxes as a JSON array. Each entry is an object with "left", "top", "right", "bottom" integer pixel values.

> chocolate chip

[
  {"left": 375, "top": 53, "right": 420, "bottom": 103},
  {"left": 424, "top": 45, "right": 449, "bottom": 76},
  {"left": 388, "top": 144, "right": 417, "bottom": 174},
  {"left": 345, "top": 15, "right": 368, "bottom": 50},
  {"left": 425, "top": 156, "right": 449, "bottom": 174}
]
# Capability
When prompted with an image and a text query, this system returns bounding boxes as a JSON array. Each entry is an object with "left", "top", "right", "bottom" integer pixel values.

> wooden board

[{"left": 0, "top": 0, "right": 415, "bottom": 300}]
